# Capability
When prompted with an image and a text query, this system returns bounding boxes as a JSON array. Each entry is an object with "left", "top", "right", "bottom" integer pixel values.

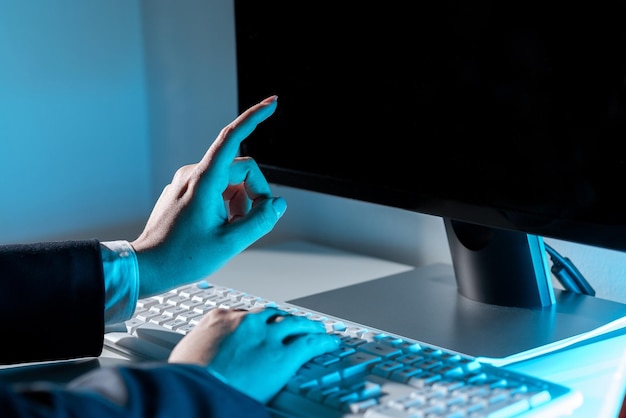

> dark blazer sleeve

[
  {"left": 0, "top": 240, "right": 271, "bottom": 417},
  {"left": 0, "top": 240, "right": 105, "bottom": 364},
  {"left": 1, "top": 363, "right": 270, "bottom": 418}
]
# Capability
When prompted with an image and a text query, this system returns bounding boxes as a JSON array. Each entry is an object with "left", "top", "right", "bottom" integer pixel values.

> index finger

[{"left": 198, "top": 95, "right": 278, "bottom": 176}]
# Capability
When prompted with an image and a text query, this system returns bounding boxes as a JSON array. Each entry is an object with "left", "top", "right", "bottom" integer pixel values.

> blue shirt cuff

[{"left": 100, "top": 240, "right": 140, "bottom": 324}]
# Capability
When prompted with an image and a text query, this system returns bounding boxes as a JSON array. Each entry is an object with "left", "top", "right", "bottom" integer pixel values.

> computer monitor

[{"left": 234, "top": 1, "right": 626, "bottom": 357}]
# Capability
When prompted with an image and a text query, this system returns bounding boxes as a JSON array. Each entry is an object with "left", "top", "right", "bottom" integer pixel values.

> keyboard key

[
  {"left": 136, "top": 298, "right": 159, "bottom": 309},
  {"left": 177, "top": 284, "right": 206, "bottom": 298},
  {"left": 152, "top": 291, "right": 177, "bottom": 304},
  {"left": 338, "top": 352, "right": 382, "bottom": 378},
  {"left": 163, "top": 305, "right": 188, "bottom": 317},
  {"left": 196, "top": 280, "right": 211, "bottom": 289},
  {"left": 358, "top": 341, "right": 403, "bottom": 359},
  {"left": 148, "top": 303, "right": 171, "bottom": 313},
  {"left": 166, "top": 295, "right": 189, "bottom": 306}
]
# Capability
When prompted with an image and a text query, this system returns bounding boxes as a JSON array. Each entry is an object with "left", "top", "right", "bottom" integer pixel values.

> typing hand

[
  {"left": 168, "top": 307, "right": 341, "bottom": 404},
  {"left": 131, "top": 96, "right": 285, "bottom": 297}
]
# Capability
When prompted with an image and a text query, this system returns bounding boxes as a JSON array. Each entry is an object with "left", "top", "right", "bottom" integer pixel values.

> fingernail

[
  {"left": 272, "top": 196, "right": 287, "bottom": 218},
  {"left": 263, "top": 95, "right": 278, "bottom": 104}
]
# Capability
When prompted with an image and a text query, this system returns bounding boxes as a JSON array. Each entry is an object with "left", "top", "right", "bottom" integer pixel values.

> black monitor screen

[{"left": 235, "top": 1, "right": 626, "bottom": 255}]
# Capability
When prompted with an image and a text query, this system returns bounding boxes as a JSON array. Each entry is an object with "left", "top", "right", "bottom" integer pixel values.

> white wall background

[
  {"left": 0, "top": 1, "right": 150, "bottom": 243},
  {"left": 1, "top": 0, "right": 624, "bottom": 304}
]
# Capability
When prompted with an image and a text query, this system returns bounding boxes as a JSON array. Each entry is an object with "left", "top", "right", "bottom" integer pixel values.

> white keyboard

[{"left": 104, "top": 280, "right": 582, "bottom": 418}]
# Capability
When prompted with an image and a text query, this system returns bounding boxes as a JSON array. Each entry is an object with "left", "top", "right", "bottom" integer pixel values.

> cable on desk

[{"left": 545, "top": 243, "right": 596, "bottom": 296}]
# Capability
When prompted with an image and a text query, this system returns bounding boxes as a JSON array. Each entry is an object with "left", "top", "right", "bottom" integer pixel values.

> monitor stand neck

[{"left": 444, "top": 218, "right": 555, "bottom": 308}]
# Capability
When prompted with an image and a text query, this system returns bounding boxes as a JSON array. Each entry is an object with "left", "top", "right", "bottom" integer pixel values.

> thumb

[{"left": 227, "top": 197, "right": 287, "bottom": 247}]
